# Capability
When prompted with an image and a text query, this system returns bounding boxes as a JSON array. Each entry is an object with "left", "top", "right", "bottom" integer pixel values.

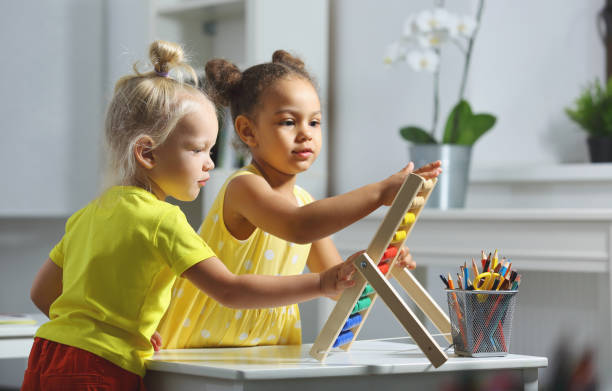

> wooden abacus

[{"left": 309, "top": 173, "right": 451, "bottom": 368}]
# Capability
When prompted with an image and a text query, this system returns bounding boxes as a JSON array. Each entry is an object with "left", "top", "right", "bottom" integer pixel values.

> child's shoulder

[
  {"left": 97, "top": 185, "right": 183, "bottom": 223},
  {"left": 225, "top": 165, "right": 267, "bottom": 190}
]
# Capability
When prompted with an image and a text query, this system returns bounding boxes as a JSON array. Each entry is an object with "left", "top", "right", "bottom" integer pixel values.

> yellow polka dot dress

[{"left": 157, "top": 165, "right": 313, "bottom": 349}]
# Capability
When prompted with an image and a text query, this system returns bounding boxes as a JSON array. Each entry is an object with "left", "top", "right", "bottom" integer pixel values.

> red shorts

[{"left": 21, "top": 337, "right": 146, "bottom": 391}]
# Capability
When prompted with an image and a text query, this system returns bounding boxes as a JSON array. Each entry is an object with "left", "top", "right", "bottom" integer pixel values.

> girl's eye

[
  {"left": 193, "top": 149, "right": 202, "bottom": 153},
  {"left": 310, "top": 120, "right": 320, "bottom": 127},
  {"left": 280, "top": 119, "right": 295, "bottom": 126}
]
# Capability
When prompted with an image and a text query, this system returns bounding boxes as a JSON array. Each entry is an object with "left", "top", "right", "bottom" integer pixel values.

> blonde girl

[
  {"left": 157, "top": 50, "right": 441, "bottom": 349},
  {"left": 22, "top": 42, "right": 358, "bottom": 390}
]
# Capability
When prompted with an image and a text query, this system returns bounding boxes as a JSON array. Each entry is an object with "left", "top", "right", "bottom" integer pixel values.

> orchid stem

[
  {"left": 451, "top": 0, "right": 485, "bottom": 143},
  {"left": 432, "top": 48, "right": 441, "bottom": 141},
  {"left": 458, "top": 0, "right": 485, "bottom": 101}
]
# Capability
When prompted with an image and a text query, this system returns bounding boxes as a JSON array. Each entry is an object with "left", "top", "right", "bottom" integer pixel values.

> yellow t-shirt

[
  {"left": 158, "top": 165, "right": 313, "bottom": 348},
  {"left": 35, "top": 186, "right": 216, "bottom": 377}
]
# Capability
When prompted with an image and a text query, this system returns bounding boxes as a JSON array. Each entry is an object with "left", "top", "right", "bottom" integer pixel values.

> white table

[
  {"left": 0, "top": 314, "right": 46, "bottom": 389},
  {"left": 145, "top": 337, "right": 547, "bottom": 391}
]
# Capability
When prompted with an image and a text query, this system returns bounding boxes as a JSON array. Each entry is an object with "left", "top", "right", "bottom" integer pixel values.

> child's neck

[{"left": 251, "top": 159, "right": 297, "bottom": 194}]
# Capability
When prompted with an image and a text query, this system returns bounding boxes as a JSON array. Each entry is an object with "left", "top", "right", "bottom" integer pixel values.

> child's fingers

[
  {"left": 413, "top": 160, "right": 442, "bottom": 179},
  {"left": 400, "top": 162, "right": 415, "bottom": 174},
  {"left": 338, "top": 261, "right": 356, "bottom": 280},
  {"left": 151, "top": 331, "right": 162, "bottom": 351},
  {"left": 336, "top": 279, "right": 356, "bottom": 290},
  {"left": 397, "top": 247, "right": 417, "bottom": 270}
]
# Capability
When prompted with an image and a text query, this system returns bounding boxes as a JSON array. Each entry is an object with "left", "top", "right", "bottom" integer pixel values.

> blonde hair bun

[{"left": 149, "top": 40, "right": 185, "bottom": 76}]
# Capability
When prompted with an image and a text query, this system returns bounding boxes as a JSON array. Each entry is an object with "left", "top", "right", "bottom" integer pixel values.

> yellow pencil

[{"left": 492, "top": 249, "right": 499, "bottom": 270}]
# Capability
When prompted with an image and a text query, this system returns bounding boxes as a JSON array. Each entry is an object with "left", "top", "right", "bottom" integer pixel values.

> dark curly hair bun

[
  {"left": 204, "top": 58, "right": 242, "bottom": 107},
  {"left": 272, "top": 50, "right": 305, "bottom": 71}
]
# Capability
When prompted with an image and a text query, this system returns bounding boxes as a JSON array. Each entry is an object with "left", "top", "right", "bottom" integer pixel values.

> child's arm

[
  {"left": 225, "top": 161, "right": 441, "bottom": 244},
  {"left": 30, "top": 258, "right": 62, "bottom": 318},
  {"left": 182, "top": 252, "right": 359, "bottom": 309}
]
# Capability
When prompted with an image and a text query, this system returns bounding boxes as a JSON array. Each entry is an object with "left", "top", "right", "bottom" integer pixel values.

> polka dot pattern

[
  {"left": 159, "top": 168, "right": 314, "bottom": 348},
  {"left": 264, "top": 249, "right": 274, "bottom": 260}
]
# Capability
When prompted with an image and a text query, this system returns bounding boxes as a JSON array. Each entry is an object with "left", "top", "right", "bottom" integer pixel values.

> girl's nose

[
  {"left": 204, "top": 156, "right": 215, "bottom": 171},
  {"left": 297, "top": 123, "right": 313, "bottom": 141}
]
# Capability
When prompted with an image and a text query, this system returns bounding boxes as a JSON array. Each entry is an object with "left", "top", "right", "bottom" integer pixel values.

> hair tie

[{"left": 155, "top": 70, "right": 169, "bottom": 77}]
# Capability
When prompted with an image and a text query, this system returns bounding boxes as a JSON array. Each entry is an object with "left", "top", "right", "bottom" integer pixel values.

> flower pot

[
  {"left": 587, "top": 136, "right": 612, "bottom": 163},
  {"left": 408, "top": 144, "right": 472, "bottom": 209}
]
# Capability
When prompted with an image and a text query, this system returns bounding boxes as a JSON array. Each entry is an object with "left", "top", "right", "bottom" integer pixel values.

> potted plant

[
  {"left": 384, "top": 0, "right": 496, "bottom": 208},
  {"left": 565, "top": 77, "right": 612, "bottom": 163}
]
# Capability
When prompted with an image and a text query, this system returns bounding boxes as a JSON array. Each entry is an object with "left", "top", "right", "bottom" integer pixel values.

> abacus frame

[{"left": 309, "top": 173, "right": 451, "bottom": 368}]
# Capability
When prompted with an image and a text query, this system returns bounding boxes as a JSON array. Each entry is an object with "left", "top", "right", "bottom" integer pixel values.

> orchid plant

[{"left": 384, "top": 0, "right": 496, "bottom": 145}]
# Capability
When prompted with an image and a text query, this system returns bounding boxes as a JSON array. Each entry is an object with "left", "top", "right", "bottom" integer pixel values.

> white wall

[
  {"left": 329, "top": 0, "right": 605, "bottom": 195},
  {"left": 0, "top": 1, "right": 108, "bottom": 315},
  {"left": 0, "top": 0, "right": 150, "bottom": 313},
  {"left": 1, "top": 0, "right": 105, "bottom": 217}
]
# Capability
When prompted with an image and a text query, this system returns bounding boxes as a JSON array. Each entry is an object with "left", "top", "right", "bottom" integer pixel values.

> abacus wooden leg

[
  {"left": 353, "top": 253, "right": 448, "bottom": 368},
  {"left": 391, "top": 266, "right": 452, "bottom": 344}
]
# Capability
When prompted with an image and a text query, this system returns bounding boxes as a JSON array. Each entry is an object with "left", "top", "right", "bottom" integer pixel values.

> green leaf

[
  {"left": 565, "top": 78, "right": 612, "bottom": 136},
  {"left": 399, "top": 126, "right": 438, "bottom": 144},
  {"left": 456, "top": 114, "right": 496, "bottom": 145},
  {"left": 443, "top": 100, "right": 496, "bottom": 145},
  {"left": 443, "top": 100, "right": 472, "bottom": 144}
]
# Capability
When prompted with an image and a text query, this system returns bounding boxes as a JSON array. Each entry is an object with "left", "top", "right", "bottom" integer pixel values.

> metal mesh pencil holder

[{"left": 446, "top": 290, "right": 518, "bottom": 357}]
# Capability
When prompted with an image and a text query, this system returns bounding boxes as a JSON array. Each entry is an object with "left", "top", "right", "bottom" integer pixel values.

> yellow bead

[
  {"left": 402, "top": 212, "right": 415, "bottom": 225},
  {"left": 393, "top": 230, "right": 407, "bottom": 242}
]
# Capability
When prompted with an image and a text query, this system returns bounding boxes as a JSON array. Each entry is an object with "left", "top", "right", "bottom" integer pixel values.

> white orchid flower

[
  {"left": 456, "top": 15, "right": 477, "bottom": 38},
  {"left": 384, "top": 41, "right": 405, "bottom": 65},
  {"left": 402, "top": 15, "right": 419, "bottom": 39},
  {"left": 415, "top": 7, "right": 452, "bottom": 33},
  {"left": 417, "top": 29, "right": 450, "bottom": 48},
  {"left": 448, "top": 14, "right": 477, "bottom": 38},
  {"left": 407, "top": 50, "right": 439, "bottom": 72}
]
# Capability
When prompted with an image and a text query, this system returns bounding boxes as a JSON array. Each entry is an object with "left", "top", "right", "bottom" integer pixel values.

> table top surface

[
  {"left": 0, "top": 314, "right": 46, "bottom": 338},
  {"left": 146, "top": 337, "right": 548, "bottom": 380}
]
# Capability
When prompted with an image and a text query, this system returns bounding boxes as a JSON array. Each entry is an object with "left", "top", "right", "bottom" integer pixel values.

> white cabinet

[{"left": 152, "top": 0, "right": 247, "bottom": 73}]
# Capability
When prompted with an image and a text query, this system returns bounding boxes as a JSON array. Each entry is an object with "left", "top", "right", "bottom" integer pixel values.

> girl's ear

[
  {"left": 133, "top": 136, "right": 156, "bottom": 170},
  {"left": 235, "top": 115, "right": 257, "bottom": 147}
]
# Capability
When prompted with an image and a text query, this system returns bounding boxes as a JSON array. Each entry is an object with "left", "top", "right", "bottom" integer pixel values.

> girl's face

[
  {"left": 249, "top": 77, "right": 322, "bottom": 176},
  {"left": 148, "top": 97, "right": 218, "bottom": 201}
]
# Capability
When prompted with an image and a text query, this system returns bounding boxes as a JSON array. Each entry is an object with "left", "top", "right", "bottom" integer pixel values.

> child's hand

[
  {"left": 319, "top": 252, "right": 359, "bottom": 298},
  {"left": 395, "top": 247, "right": 416, "bottom": 270},
  {"left": 413, "top": 160, "right": 442, "bottom": 179},
  {"left": 151, "top": 331, "right": 162, "bottom": 352},
  {"left": 380, "top": 161, "right": 442, "bottom": 206}
]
